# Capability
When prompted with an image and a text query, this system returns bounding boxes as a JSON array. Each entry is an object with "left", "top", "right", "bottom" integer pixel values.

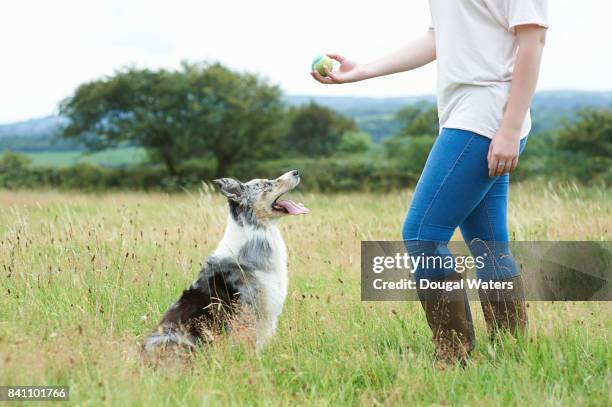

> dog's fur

[{"left": 143, "top": 170, "right": 307, "bottom": 354}]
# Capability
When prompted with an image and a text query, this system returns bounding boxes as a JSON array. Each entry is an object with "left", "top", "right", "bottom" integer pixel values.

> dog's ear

[{"left": 213, "top": 178, "right": 244, "bottom": 202}]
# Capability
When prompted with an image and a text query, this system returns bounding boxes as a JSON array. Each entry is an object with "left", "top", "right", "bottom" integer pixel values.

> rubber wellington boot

[
  {"left": 479, "top": 276, "right": 528, "bottom": 339},
  {"left": 417, "top": 273, "right": 475, "bottom": 364}
]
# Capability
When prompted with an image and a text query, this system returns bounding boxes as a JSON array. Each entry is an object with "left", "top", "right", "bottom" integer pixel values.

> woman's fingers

[
  {"left": 502, "top": 159, "right": 512, "bottom": 175},
  {"left": 488, "top": 155, "right": 497, "bottom": 178},
  {"left": 310, "top": 71, "right": 322, "bottom": 83},
  {"left": 489, "top": 155, "right": 511, "bottom": 177},
  {"left": 487, "top": 144, "right": 496, "bottom": 177},
  {"left": 492, "top": 155, "right": 516, "bottom": 176},
  {"left": 311, "top": 66, "right": 343, "bottom": 84},
  {"left": 310, "top": 71, "right": 336, "bottom": 84},
  {"left": 494, "top": 159, "right": 504, "bottom": 177},
  {"left": 509, "top": 157, "right": 518, "bottom": 172},
  {"left": 324, "top": 66, "right": 342, "bottom": 83},
  {"left": 326, "top": 53, "right": 345, "bottom": 63}
]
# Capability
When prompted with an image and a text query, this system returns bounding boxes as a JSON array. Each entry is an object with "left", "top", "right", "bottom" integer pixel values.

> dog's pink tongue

[{"left": 276, "top": 199, "right": 309, "bottom": 215}]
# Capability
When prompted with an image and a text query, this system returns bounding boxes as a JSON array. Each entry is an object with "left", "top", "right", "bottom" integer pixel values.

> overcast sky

[{"left": 1, "top": 0, "right": 610, "bottom": 123}]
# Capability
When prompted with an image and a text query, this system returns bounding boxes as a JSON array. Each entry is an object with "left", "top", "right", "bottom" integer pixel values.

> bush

[
  {"left": 0, "top": 151, "right": 36, "bottom": 189},
  {"left": 515, "top": 128, "right": 611, "bottom": 185},
  {"left": 337, "top": 131, "right": 373, "bottom": 155},
  {"left": 383, "top": 135, "right": 435, "bottom": 180}
]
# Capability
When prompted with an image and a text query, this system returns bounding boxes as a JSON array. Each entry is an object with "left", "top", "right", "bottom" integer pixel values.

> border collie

[{"left": 144, "top": 170, "right": 308, "bottom": 354}]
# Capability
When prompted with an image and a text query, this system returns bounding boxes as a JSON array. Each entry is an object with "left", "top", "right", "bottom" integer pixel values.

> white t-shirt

[{"left": 429, "top": 0, "right": 549, "bottom": 139}]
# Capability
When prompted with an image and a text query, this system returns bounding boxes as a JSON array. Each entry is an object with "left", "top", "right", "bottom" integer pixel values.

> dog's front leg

[{"left": 254, "top": 316, "right": 277, "bottom": 351}]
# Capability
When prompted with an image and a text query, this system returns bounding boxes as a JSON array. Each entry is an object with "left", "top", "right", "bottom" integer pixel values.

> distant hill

[
  {"left": 0, "top": 116, "right": 78, "bottom": 152},
  {"left": 530, "top": 90, "right": 612, "bottom": 110},
  {"left": 1, "top": 90, "right": 610, "bottom": 151},
  {"left": 0, "top": 116, "right": 68, "bottom": 139}
]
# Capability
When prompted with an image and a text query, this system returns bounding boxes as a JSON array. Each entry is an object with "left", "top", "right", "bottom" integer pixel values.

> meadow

[{"left": 0, "top": 182, "right": 610, "bottom": 406}]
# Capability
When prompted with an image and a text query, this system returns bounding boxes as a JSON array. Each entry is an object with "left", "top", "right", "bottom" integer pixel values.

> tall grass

[{"left": 0, "top": 182, "right": 610, "bottom": 406}]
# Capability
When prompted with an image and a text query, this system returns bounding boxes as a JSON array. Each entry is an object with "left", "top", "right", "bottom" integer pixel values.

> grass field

[
  {"left": 25, "top": 147, "right": 146, "bottom": 167},
  {"left": 0, "top": 182, "right": 610, "bottom": 406}
]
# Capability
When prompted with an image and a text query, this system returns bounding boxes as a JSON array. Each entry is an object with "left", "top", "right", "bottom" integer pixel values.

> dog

[{"left": 143, "top": 170, "right": 308, "bottom": 354}]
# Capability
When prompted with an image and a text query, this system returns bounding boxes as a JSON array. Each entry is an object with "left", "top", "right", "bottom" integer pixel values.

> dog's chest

[
  {"left": 254, "top": 231, "right": 288, "bottom": 306},
  {"left": 245, "top": 229, "right": 288, "bottom": 325}
]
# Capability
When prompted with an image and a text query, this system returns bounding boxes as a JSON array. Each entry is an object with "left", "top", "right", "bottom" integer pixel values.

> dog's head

[{"left": 213, "top": 170, "right": 309, "bottom": 226}]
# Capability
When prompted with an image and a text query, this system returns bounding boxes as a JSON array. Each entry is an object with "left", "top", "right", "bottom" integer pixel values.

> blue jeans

[{"left": 402, "top": 128, "right": 528, "bottom": 282}]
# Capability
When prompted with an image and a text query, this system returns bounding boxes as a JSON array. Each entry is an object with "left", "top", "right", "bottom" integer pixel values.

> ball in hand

[{"left": 311, "top": 55, "right": 333, "bottom": 76}]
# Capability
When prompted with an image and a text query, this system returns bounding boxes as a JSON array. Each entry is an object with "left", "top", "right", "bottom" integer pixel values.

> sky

[{"left": 0, "top": 0, "right": 611, "bottom": 123}]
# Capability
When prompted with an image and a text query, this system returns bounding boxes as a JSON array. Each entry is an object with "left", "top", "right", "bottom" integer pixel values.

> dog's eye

[{"left": 264, "top": 182, "right": 273, "bottom": 190}]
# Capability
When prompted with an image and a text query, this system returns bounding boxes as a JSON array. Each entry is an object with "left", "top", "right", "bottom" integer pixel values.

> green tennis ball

[{"left": 311, "top": 55, "right": 333, "bottom": 76}]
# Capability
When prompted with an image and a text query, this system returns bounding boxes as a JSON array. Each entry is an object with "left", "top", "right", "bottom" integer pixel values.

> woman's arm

[
  {"left": 311, "top": 30, "right": 436, "bottom": 84},
  {"left": 488, "top": 24, "right": 547, "bottom": 177}
]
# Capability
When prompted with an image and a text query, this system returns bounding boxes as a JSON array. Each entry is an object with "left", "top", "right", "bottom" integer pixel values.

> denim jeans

[{"left": 402, "top": 128, "right": 528, "bottom": 282}]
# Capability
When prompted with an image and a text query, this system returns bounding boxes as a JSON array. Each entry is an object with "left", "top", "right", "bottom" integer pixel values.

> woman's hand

[
  {"left": 311, "top": 54, "right": 370, "bottom": 84},
  {"left": 487, "top": 129, "right": 521, "bottom": 177}
]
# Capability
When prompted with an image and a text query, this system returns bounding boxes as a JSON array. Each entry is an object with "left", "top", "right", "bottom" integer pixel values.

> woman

[{"left": 312, "top": 0, "right": 548, "bottom": 363}]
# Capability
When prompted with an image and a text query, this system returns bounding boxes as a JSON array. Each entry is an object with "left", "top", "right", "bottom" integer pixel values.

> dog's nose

[{"left": 291, "top": 170, "right": 300, "bottom": 177}]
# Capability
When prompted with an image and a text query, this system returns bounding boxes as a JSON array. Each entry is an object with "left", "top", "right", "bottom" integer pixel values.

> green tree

[
  {"left": 337, "top": 131, "right": 373, "bottom": 154},
  {"left": 282, "top": 102, "right": 357, "bottom": 156},
  {"left": 556, "top": 109, "right": 612, "bottom": 158},
  {"left": 59, "top": 62, "right": 285, "bottom": 176},
  {"left": 394, "top": 103, "right": 439, "bottom": 137}
]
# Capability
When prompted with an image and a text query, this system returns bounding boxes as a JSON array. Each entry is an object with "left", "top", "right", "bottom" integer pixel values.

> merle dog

[{"left": 144, "top": 170, "right": 308, "bottom": 353}]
